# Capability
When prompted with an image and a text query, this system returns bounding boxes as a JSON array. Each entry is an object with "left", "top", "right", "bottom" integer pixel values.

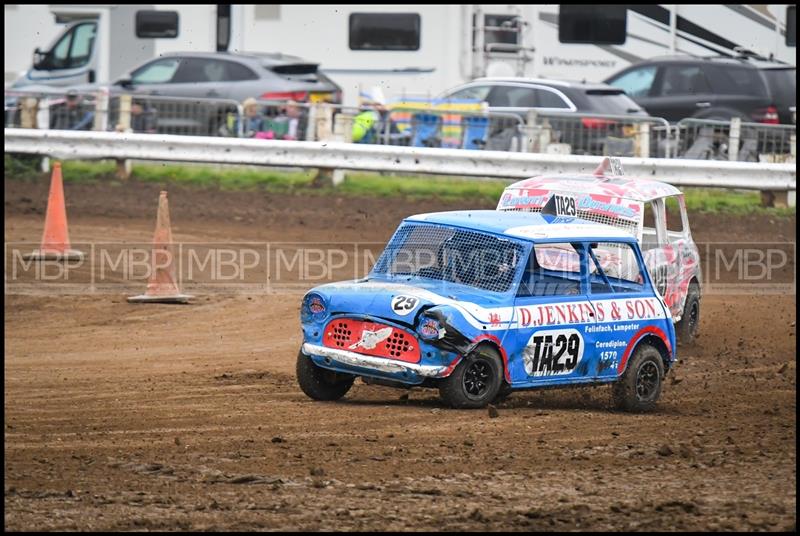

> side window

[
  {"left": 607, "top": 66, "right": 657, "bottom": 98},
  {"left": 131, "top": 58, "right": 181, "bottom": 84},
  {"left": 51, "top": 30, "right": 73, "bottom": 67},
  {"left": 349, "top": 13, "right": 420, "bottom": 51},
  {"left": 225, "top": 61, "right": 258, "bottom": 81},
  {"left": 43, "top": 22, "right": 96, "bottom": 70},
  {"left": 589, "top": 242, "right": 644, "bottom": 294},
  {"left": 446, "top": 85, "right": 491, "bottom": 102},
  {"left": 170, "top": 58, "right": 218, "bottom": 83},
  {"left": 68, "top": 23, "right": 96, "bottom": 67},
  {"left": 664, "top": 196, "right": 685, "bottom": 240},
  {"left": 641, "top": 200, "right": 658, "bottom": 251},
  {"left": 535, "top": 89, "right": 570, "bottom": 108},
  {"left": 518, "top": 243, "right": 583, "bottom": 297},
  {"left": 657, "top": 65, "right": 711, "bottom": 96}
]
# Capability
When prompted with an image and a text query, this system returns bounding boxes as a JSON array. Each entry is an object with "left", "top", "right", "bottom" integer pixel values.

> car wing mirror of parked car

[
  {"left": 33, "top": 47, "right": 47, "bottom": 69},
  {"left": 117, "top": 77, "right": 134, "bottom": 89}
]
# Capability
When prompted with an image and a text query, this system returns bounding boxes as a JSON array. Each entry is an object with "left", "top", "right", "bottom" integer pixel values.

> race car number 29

[
  {"left": 523, "top": 328, "right": 584, "bottom": 377},
  {"left": 391, "top": 295, "right": 419, "bottom": 316}
]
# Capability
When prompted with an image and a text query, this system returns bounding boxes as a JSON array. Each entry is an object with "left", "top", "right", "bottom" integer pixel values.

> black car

[
  {"left": 438, "top": 77, "right": 650, "bottom": 155},
  {"left": 604, "top": 55, "right": 796, "bottom": 124}
]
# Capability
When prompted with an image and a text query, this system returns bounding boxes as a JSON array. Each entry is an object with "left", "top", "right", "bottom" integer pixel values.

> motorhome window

[
  {"left": 349, "top": 13, "right": 421, "bottom": 51},
  {"left": 607, "top": 66, "right": 657, "bottom": 98},
  {"left": 42, "top": 22, "right": 96, "bottom": 70},
  {"left": 656, "top": 65, "right": 711, "bottom": 96},
  {"left": 217, "top": 4, "right": 231, "bottom": 52},
  {"left": 70, "top": 23, "right": 96, "bottom": 64},
  {"left": 787, "top": 6, "right": 796, "bottom": 47},
  {"left": 558, "top": 5, "right": 627, "bottom": 45},
  {"left": 136, "top": 10, "right": 179, "bottom": 38},
  {"left": 131, "top": 58, "right": 180, "bottom": 84},
  {"left": 475, "top": 14, "right": 521, "bottom": 49}
]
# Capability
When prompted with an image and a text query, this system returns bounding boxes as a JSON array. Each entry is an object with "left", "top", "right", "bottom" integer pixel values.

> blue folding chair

[
  {"left": 461, "top": 116, "right": 489, "bottom": 150},
  {"left": 411, "top": 113, "right": 442, "bottom": 148}
]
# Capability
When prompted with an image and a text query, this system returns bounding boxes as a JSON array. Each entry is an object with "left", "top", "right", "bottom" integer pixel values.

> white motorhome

[{"left": 5, "top": 4, "right": 796, "bottom": 104}]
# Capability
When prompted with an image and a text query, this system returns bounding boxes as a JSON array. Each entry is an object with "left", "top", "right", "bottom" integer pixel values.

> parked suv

[
  {"left": 604, "top": 55, "right": 796, "bottom": 124},
  {"left": 438, "top": 77, "right": 650, "bottom": 155}
]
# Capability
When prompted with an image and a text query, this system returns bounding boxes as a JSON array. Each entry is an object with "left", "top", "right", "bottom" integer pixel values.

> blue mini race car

[{"left": 298, "top": 210, "right": 676, "bottom": 411}]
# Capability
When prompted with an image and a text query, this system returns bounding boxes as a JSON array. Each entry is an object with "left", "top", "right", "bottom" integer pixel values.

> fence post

[
  {"left": 20, "top": 97, "right": 38, "bottom": 129},
  {"left": 728, "top": 117, "right": 741, "bottom": 161},
  {"left": 524, "top": 109, "right": 538, "bottom": 152},
  {"left": 311, "top": 105, "right": 347, "bottom": 187},
  {"left": 93, "top": 87, "right": 109, "bottom": 132},
  {"left": 635, "top": 122, "right": 650, "bottom": 158},
  {"left": 539, "top": 118, "right": 552, "bottom": 153},
  {"left": 115, "top": 94, "right": 133, "bottom": 179},
  {"left": 36, "top": 98, "right": 51, "bottom": 172},
  {"left": 315, "top": 103, "right": 334, "bottom": 141},
  {"left": 333, "top": 112, "right": 354, "bottom": 143},
  {"left": 304, "top": 103, "right": 318, "bottom": 141}
]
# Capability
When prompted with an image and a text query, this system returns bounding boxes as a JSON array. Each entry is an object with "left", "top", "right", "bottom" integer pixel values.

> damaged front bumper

[{"left": 302, "top": 343, "right": 452, "bottom": 380}]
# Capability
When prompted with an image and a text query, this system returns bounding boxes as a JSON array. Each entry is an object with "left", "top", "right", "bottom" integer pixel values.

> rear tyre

[
  {"left": 612, "top": 344, "right": 664, "bottom": 412},
  {"left": 296, "top": 350, "right": 354, "bottom": 401},
  {"left": 676, "top": 282, "right": 700, "bottom": 344},
  {"left": 439, "top": 347, "right": 503, "bottom": 409}
]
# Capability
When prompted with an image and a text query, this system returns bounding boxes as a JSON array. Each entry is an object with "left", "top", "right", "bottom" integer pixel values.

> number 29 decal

[
  {"left": 391, "top": 295, "right": 419, "bottom": 316},
  {"left": 522, "top": 328, "right": 584, "bottom": 377}
]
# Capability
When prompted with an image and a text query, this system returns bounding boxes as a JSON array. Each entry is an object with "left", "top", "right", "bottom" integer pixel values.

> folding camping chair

[
  {"left": 461, "top": 116, "right": 489, "bottom": 150},
  {"left": 410, "top": 113, "right": 442, "bottom": 148}
]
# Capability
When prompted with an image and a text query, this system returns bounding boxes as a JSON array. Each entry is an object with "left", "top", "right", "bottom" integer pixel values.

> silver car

[{"left": 72, "top": 51, "right": 342, "bottom": 135}]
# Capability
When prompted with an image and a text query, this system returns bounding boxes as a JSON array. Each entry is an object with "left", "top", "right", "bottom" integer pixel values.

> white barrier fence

[{"left": 4, "top": 128, "right": 796, "bottom": 198}]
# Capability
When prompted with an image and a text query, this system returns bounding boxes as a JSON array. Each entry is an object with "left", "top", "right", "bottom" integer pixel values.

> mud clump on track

[{"left": 4, "top": 177, "right": 796, "bottom": 531}]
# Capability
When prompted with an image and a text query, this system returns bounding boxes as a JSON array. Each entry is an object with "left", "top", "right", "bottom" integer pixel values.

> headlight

[
  {"left": 301, "top": 292, "right": 328, "bottom": 322},
  {"left": 418, "top": 316, "right": 445, "bottom": 341}
]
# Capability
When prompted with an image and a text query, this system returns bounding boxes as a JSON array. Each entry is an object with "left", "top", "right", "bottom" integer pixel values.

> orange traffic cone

[
  {"left": 128, "top": 191, "right": 192, "bottom": 304},
  {"left": 24, "top": 161, "right": 84, "bottom": 261}
]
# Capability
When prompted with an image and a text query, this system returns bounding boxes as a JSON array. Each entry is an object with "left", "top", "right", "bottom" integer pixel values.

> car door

[
  {"left": 586, "top": 240, "right": 666, "bottom": 381},
  {"left": 510, "top": 242, "right": 598, "bottom": 388},
  {"left": 646, "top": 63, "right": 716, "bottom": 122}
]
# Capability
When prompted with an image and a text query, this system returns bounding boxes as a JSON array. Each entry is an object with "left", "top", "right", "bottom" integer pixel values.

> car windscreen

[
  {"left": 761, "top": 68, "right": 796, "bottom": 106},
  {"left": 370, "top": 223, "right": 527, "bottom": 293},
  {"left": 581, "top": 89, "right": 644, "bottom": 114}
]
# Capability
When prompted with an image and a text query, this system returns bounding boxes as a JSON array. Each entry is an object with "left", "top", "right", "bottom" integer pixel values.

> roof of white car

[
  {"left": 405, "top": 211, "right": 636, "bottom": 241},
  {"left": 503, "top": 174, "right": 683, "bottom": 203}
]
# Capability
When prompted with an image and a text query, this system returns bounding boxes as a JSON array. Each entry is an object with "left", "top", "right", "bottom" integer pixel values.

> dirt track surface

[{"left": 4, "top": 177, "right": 797, "bottom": 531}]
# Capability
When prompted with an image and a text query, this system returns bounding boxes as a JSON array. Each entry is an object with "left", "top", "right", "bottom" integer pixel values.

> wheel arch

[
  {"left": 618, "top": 327, "right": 673, "bottom": 376},
  {"left": 470, "top": 337, "right": 511, "bottom": 385}
]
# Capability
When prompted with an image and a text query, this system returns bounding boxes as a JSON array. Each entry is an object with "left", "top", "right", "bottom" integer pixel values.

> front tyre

[
  {"left": 296, "top": 351, "right": 354, "bottom": 401},
  {"left": 612, "top": 344, "right": 665, "bottom": 412},
  {"left": 439, "top": 347, "right": 503, "bottom": 409},
  {"left": 676, "top": 282, "right": 700, "bottom": 344}
]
